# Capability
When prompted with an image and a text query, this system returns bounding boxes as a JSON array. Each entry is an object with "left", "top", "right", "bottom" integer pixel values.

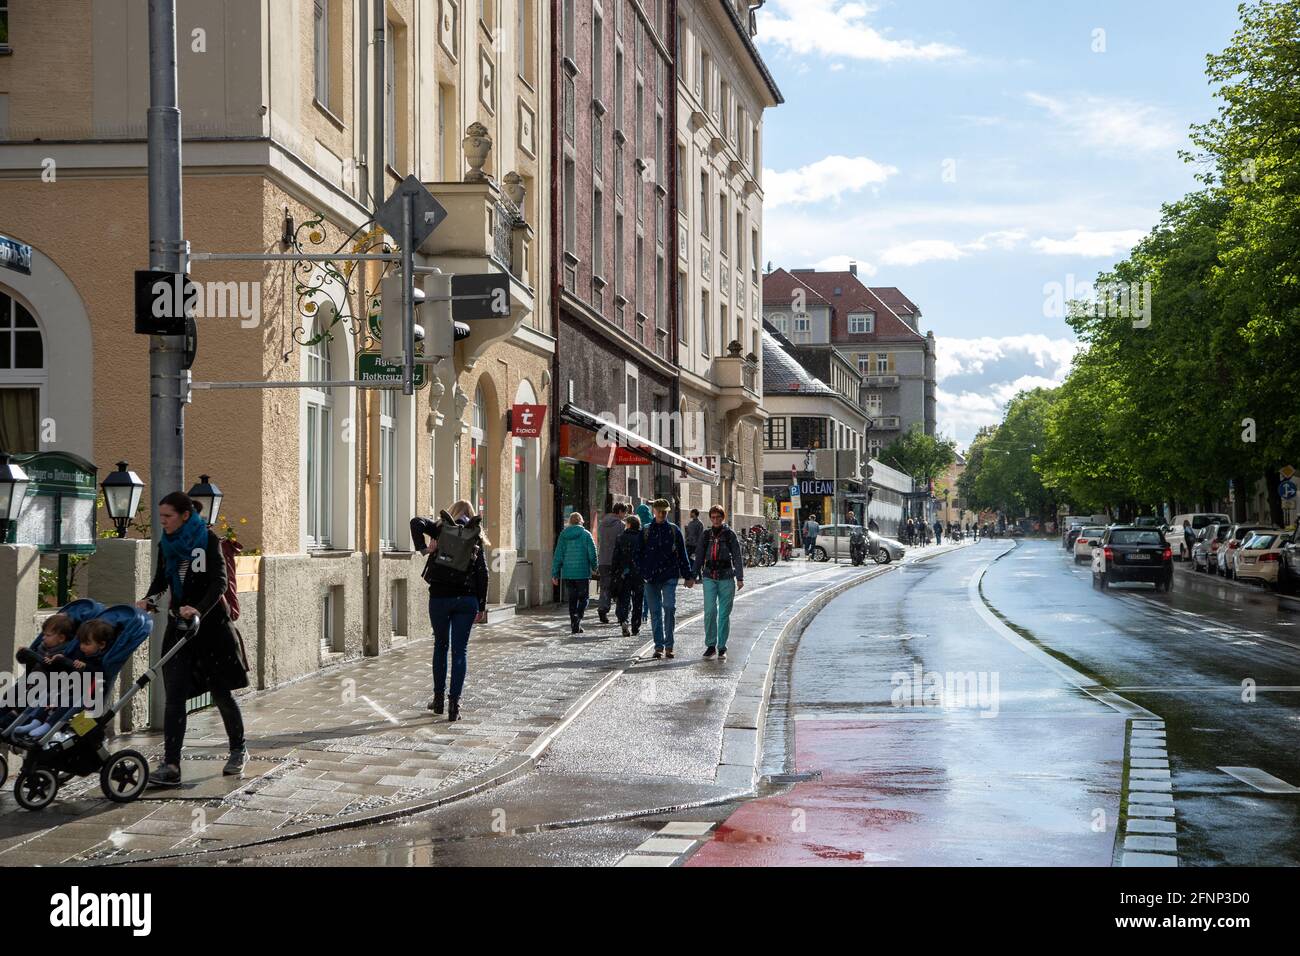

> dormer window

[{"left": 849, "top": 311, "right": 875, "bottom": 334}]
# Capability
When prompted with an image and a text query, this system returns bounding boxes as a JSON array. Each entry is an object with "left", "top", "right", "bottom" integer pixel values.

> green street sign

[
  {"left": 5, "top": 451, "right": 98, "bottom": 554},
  {"left": 356, "top": 351, "right": 426, "bottom": 389},
  {"left": 368, "top": 311, "right": 383, "bottom": 340}
]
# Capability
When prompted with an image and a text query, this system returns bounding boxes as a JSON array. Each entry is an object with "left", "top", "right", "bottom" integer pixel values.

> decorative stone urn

[
  {"left": 726, "top": 340, "right": 744, "bottom": 358},
  {"left": 462, "top": 122, "right": 493, "bottom": 183},
  {"left": 502, "top": 171, "right": 526, "bottom": 207}
]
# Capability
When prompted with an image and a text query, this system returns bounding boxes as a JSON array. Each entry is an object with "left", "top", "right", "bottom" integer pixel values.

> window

[
  {"left": 614, "top": 141, "right": 623, "bottom": 196},
  {"left": 592, "top": 188, "right": 604, "bottom": 278},
  {"left": 614, "top": 211, "right": 624, "bottom": 296},
  {"left": 471, "top": 385, "right": 488, "bottom": 520},
  {"left": 676, "top": 143, "right": 685, "bottom": 204},
  {"left": 700, "top": 52, "right": 711, "bottom": 111},
  {"left": 875, "top": 352, "right": 894, "bottom": 374},
  {"left": 563, "top": 0, "right": 575, "bottom": 61},
  {"left": 592, "top": 12, "right": 604, "bottom": 99},
  {"left": 385, "top": 21, "right": 397, "bottom": 168},
  {"left": 635, "top": 235, "right": 644, "bottom": 313},
  {"left": 428, "top": 432, "right": 436, "bottom": 511},
  {"left": 720, "top": 304, "right": 729, "bottom": 349},
  {"left": 699, "top": 171, "right": 709, "bottom": 238},
  {"left": 379, "top": 389, "right": 397, "bottom": 549},
  {"left": 718, "top": 192, "right": 728, "bottom": 251},
  {"left": 614, "top": 48, "right": 624, "bottom": 130},
  {"left": 655, "top": 253, "right": 665, "bottom": 330},
  {"left": 0, "top": 290, "right": 43, "bottom": 452},
  {"left": 564, "top": 72, "right": 575, "bottom": 141},
  {"left": 313, "top": 2, "right": 330, "bottom": 107},
  {"left": 720, "top": 82, "right": 730, "bottom": 134},
  {"left": 794, "top": 314, "right": 810, "bottom": 332},
  {"left": 304, "top": 327, "right": 334, "bottom": 549},
  {"left": 751, "top": 228, "right": 759, "bottom": 283},
  {"left": 864, "top": 392, "right": 883, "bottom": 416},
  {"left": 676, "top": 15, "right": 685, "bottom": 77},
  {"left": 655, "top": 112, "right": 664, "bottom": 186},
  {"left": 849, "top": 311, "right": 875, "bottom": 334},
  {"left": 856, "top": 353, "right": 870, "bottom": 374},
  {"left": 700, "top": 290, "right": 710, "bottom": 357},
  {"left": 593, "top": 112, "right": 603, "bottom": 175},
  {"left": 791, "top": 417, "right": 827, "bottom": 450},
  {"left": 436, "top": 84, "right": 454, "bottom": 179},
  {"left": 772, "top": 314, "right": 788, "bottom": 334},
  {"left": 479, "top": 0, "right": 493, "bottom": 29},
  {"left": 517, "top": 0, "right": 533, "bottom": 82},
  {"left": 735, "top": 210, "right": 743, "bottom": 269},
  {"left": 563, "top": 158, "right": 577, "bottom": 251}
]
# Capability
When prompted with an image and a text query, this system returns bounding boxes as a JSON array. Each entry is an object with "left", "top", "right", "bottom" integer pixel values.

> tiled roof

[
  {"left": 763, "top": 268, "right": 925, "bottom": 342},
  {"left": 870, "top": 287, "right": 921, "bottom": 316},
  {"left": 761, "top": 268, "right": 831, "bottom": 308},
  {"left": 761, "top": 329, "right": 833, "bottom": 395}
]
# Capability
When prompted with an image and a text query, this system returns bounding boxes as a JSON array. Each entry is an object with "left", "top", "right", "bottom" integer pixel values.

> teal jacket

[
  {"left": 636, "top": 503, "right": 654, "bottom": 528},
  {"left": 552, "top": 524, "right": 598, "bottom": 581}
]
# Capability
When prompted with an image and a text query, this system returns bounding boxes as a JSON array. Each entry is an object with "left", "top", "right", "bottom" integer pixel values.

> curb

[{"left": 102, "top": 562, "right": 851, "bottom": 866}]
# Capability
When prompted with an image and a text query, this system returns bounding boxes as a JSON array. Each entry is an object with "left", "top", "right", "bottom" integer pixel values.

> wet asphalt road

[
  {"left": 982, "top": 539, "right": 1300, "bottom": 866},
  {"left": 153, "top": 540, "right": 1300, "bottom": 867}
]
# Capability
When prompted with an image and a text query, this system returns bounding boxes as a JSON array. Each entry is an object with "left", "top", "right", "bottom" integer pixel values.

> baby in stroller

[{"left": 9, "top": 618, "right": 112, "bottom": 744}]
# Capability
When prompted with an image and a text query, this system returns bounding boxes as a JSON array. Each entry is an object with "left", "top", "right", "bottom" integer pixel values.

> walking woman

[
  {"left": 411, "top": 499, "right": 489, "bottom": 722},
  {"left": 552, "top": 512, "right": 599, "bottom": 634},
  {"left": 693, "top": 506, "right": 744, "bottom": 661},
  {"left": 611, "top": 513, "right": 647, "bottom": 636},
  {"left": 137, "top": 492, "right": 249, "bottom": 788}
]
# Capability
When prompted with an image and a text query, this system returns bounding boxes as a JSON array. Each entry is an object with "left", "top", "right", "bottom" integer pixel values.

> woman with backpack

[
  {"left": 611, "top": 513, "right": 647, "bottom": 636},
  {"left": 552, "top": 512, "right": 600, "bottom": 634},
  {"left": 411, "top": 499, "right": 489, "bottom": 722}
]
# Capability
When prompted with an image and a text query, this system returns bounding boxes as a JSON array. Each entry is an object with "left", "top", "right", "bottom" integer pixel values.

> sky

[{"left": 753, "top": 0, "right": 1244, "bottom": 448}]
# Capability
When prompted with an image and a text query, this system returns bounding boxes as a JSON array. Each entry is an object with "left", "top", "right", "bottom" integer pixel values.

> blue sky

[{"left": 753, "top": 0, "right": 1243, "bottom": 447}]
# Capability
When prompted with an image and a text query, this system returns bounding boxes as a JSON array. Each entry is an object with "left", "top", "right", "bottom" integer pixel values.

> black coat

[
  {"left": 146, "top": 530, "right": 250, "bottom": 693},
  {"left": 611, "top": 528, "right": 646, "bottom": 592}
]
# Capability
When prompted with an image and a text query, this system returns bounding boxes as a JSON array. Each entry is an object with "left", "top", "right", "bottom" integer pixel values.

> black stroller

[{"left": 0, "top": 599, "right": 201, "bottom": 811}]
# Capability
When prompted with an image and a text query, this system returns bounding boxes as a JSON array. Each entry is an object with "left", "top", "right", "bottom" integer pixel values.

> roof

[
  {"left": 761, "top": 330, "right": 833, "bottom": 395},
  {"left": 719, "top": 0, "right": 785, "bottom": 105},
  {"left": 869, "top": 287, "right": 921, "bottom": 316},
  {"left": 763, "top": 268, "right": 926, "bottom": 343}
]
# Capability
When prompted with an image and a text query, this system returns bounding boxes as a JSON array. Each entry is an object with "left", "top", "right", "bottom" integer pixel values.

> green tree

[{"left": 879, "top": 425, "right": 956, "bottom": 489}]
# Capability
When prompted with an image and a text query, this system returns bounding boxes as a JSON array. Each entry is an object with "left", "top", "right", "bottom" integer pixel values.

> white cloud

[
  {"left": 813, "top": 255, "right": 878, "bottom": 275},
  {"left": 1031, "top": 229, "right": 1146, "bottom": 257},
  {"left": 935, "top": 334, "right": 1079, "bottom": 382},
  {"left": 1024, "top": 91, "right": 1186, "bottom": 155},
  {"left": 965, "top": 229, "right": 1027, "bottom": 252},
  {"left": 880, "top": 239, "right": 966, "bottom": 266},
  {"left": 757, "top": 0, "right": 963, "bottom": 62},
  {"left": 764, "top": 155, "right": 898, "bottom": 208}
]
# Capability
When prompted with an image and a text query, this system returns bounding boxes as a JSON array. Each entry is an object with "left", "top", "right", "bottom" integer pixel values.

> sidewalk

[{"left": 0, "top": 557, "right": 843, "bottom": 864}]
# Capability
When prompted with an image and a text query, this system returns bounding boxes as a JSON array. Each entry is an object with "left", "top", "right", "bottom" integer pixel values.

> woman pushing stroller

[{"left": 135, "top": 491, "right": 250, "bottom": 788}]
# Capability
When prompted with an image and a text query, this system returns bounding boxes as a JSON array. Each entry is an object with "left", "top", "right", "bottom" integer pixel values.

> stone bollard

[
  {"left": 84, "top": 538, "right": 156, "bottom": 732},
  {"left": 0, "top": 544, "right": 40, "bottom": 682}
]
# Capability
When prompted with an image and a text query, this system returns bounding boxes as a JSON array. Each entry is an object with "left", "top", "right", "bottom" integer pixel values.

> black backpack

[{"left": 422, "top": 511, "right": 483, "bottom": 587}]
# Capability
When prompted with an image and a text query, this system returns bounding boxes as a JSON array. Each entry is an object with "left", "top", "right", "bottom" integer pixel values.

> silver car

[{"left": 810, "top": 525, "right": 905, "bottom": 563}]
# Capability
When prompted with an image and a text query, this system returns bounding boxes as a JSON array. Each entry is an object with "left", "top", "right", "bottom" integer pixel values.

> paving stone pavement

[{"left": 0, "top": 554, "right": 869, "bottom": 864}]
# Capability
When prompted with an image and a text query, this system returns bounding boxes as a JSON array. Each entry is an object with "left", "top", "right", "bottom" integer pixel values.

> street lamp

[
  {"left": 0, "top": 453, "right": 31, "bottom": 542},
  {"left": 187, "top": 474, "right": 223, "bottom": 527},
  {"left": 101, "top": 461, "right": 145, "bottom": 538}
]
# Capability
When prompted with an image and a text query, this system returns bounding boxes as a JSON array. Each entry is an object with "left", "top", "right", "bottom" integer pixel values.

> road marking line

[
  {"left": 658, "top": 821, "right": 715, "bottom": 836},
  {"left": 1123, "top": 851, "right": 1178, "bottom": 867},
  {"left": 616, "top": 854, "right": 676, "bottom": 867},
  {"left": 1125, "top": 835, "right": 1178, "bottom": 852},
  {"left": 1126, "top": 818, "right": 1177, "bottom": 834},
  {"left": 1217, "top": 767, "right": 1300, "bottom": 793},
  {"left": 635, "top": 836, "right": 698, "bottom": 854},
  {"left": 361, "top": 696, "right": 400, "bottom": 725},
  {"left": 1127, "top": 804, "right": 1176, "bottom": 818}
]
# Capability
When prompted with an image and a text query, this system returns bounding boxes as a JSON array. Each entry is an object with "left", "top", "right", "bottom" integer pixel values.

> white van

[{"left": 1168, "top": 513, "right": 1232, "bottom": 560}]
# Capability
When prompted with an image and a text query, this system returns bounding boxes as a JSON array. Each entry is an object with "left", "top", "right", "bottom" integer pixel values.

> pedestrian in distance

[
  {"left": 596, "top": 503, "right": 627, "bottom": 625},
  {"left": 803, "top": 514, "right": 821, "bottom": 561},
  {"left": 611, "top": 514, "right": 647, "bottom": 636},
  {"left": 685, "top": 508, "right": 704, "bottom": 575},
  {"left": 636, "top": 498, "right": 695, "bottom": 659},
  {"left": 635, "top": 500, "right": 654, "bottom": 619},
  {"left": 412, "top": 500, "right": 490, "bottom": 722},
  {"left": 1182, "top": 519, "right": 1195, "bottom": 561},
  {"left": 694, "top": 505, "right": 744, "bottom": 661},
  {"left": 552, "top": 512, "right": 600, "bottom": 634},
  {"left": 139, "top": 491, "right": 250, "bottom": 788},
  {"left": 934, "top": 519, "right": 944, "bottom": 545}
]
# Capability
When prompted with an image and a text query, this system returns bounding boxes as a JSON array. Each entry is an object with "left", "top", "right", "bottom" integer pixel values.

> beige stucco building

[
  {"left": 0, "top": 0, "right": 553, "bottom": 693},
  {"left": 672, "top": 0, "right": 780, "bottom": 524}
]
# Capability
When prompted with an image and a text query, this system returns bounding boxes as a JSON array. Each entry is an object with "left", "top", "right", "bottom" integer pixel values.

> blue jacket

[
  {"left": 636, "top": 519, "right": 692, "bottom": 584},
  {"left": 551, "top": 524, "right": 598, "bottom": 581}
]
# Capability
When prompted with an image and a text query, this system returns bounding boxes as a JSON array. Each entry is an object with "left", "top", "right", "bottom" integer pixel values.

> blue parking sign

[{"left": 1280, "top": 479, "right": 1297, "bottom": 501}]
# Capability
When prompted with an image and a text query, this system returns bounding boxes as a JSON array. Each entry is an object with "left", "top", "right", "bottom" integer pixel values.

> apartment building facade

[
  {"left": 672, "top": 0, "right": 781, "bottom": 525},
  {"left": 763, "top": 265, "right": 937, "bottom": 453},
  {"left": 0, "top": 0, "right": 552, "bottom": 696}
]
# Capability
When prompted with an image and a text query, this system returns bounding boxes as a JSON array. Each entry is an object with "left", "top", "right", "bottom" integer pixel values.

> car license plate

[{"left": 1128, "top": 553, "right": 1150, "bottom": 561}]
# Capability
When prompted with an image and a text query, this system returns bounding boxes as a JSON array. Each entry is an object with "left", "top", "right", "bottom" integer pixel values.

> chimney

[{"left": 849, "top": 261, "right": 858, "bottom": 276}]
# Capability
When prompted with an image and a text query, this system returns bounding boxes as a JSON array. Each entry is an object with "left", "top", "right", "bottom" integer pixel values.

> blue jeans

[
  {"left": 644, "top": 579, "right": 679, "bottom": 649},
  {"left": 702, "top": 577, "right": 736, "bottom": 650},
  {"left": 428, "top": 594, "right": 478, "bottom": 699}
]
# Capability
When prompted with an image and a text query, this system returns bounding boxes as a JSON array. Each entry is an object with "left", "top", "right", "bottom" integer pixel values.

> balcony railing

[
  {"left": 420, "top": 181, "right": 533, "bottom": 289},
  {"left": 863, "top": 375, "right": 900, "bottom": 387},
  {"left": 712, "top": 354, "right": 759, "bottom": 394}
]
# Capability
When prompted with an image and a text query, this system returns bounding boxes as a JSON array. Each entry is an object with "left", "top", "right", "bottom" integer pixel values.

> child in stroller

[
  {"left": 0, "top": 599, "right": 191, "bottom": 811},
  {"left": 9, "top": 618, "right": 112, "bottom": 744}
]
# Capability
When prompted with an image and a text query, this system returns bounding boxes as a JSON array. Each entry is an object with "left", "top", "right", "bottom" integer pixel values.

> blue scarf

[{"left": 160, "top": 511, "right": 209, "bottom": 599}]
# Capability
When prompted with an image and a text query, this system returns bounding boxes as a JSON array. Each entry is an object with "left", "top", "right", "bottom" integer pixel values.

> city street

[{"left": 126, "top": 536, "right": 1298, "bottom": 868}]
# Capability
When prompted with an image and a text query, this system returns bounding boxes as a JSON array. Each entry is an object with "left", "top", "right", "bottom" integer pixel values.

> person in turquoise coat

[{"left": 552, "top": 512, "right": 599, "bottom": 634}]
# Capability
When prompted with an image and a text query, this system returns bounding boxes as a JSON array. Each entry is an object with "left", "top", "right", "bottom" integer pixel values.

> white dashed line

[
  {"left": 1217, "top": 767, "right": 1300, "bottom": 794},
  {"left": 615, "top": 821, "right": 718, "bottom": 867},
  {"left": 1120, "top": 719, "right": 1180, "bottom": 867}
]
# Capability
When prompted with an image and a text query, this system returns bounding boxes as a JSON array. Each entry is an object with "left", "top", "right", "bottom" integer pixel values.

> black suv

[{"left": 1092, "top": 526, "right": 1174, "bottom": 592}]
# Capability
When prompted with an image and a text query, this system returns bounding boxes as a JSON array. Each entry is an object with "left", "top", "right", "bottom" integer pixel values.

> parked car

[
  {"left": 808, "top": 524, "right": 906, "bottom": 563},
  {"left": 1168, "top": 513, "right": 1231, "bottom": 560},
  {"left": 1073, "top": 526, "right": 1106, "bottom": 563},
  {"left": 1216, "top": 524, "right": 1275, "bottom": 579},
  {"left": 1133, "top": 516, "right": 1161, "bottom": 528},
  {"left": 1233, "top": 530, "right": 1286, "bottom": 589},
  {"left": 1191, "top": 523, "right": 1230, "bottom": 573},
  {"left": 1092, "top": 526, "right": 1174, "bottom": 592},
  {"left": 1061, "top": 517, "right": 1089, "bottom": 549},
  {"left": 1279, "top": 528, "right": 1300, "bottom": 594}
]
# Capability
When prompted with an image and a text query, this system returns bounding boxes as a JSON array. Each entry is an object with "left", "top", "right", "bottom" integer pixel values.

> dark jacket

[
  {"left": 636, "top": 519, "right": 693, "bottom": 584},
  {"left": 146, "top": 529, "right": 250, "bottom": 693},
  {"left": 410, "top": 516, "right": 490, "bottom": 611},
  {"left": 611, "top": 527, "right": 646, "bottom": 588},
  {"left": 684, "top": 517, "right": 704, "bottom": 552},
  {"left": 694, "top": 524, "right": 744, "bottom": 583}
]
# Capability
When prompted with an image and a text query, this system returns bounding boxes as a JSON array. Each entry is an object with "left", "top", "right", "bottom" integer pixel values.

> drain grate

[{"left": 765, "top": 770, "right": 822, "bottom": 784}]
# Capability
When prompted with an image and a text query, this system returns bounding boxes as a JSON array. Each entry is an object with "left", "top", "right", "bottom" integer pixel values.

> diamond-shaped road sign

[{"left": 375, "top": 174, "right": 447, "bottom": 248}]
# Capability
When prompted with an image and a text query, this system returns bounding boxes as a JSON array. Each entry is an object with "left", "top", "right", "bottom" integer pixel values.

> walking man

[
  {"left": 803, "top": 514, "right": 821, "bottom": 561},
  {"left": 1182, "top": 519, "right": 1196, "bottom": 562},
  {"left": 636, "top": 498, "right": 695, "bottom": 659},
  {"left": 933, "top": 519, "right": 944, "bottom": 545},
  {"left": 552, "top": 512, "right": 599, "bottom": 634},
  {"left": 694, "top": 506, "right": 744, "bottom": 661},
  {"left": 596, "top": 503, "right": 627, "bottom": 624},
  {"left": 684, "top": 508, "right": 704, "bottom": 576}
]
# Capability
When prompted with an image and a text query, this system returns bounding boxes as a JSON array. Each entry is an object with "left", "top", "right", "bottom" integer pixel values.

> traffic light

[
  {"left": 421, "top": 271, "right": 454, "bottom": 363},
  {"left": 379, "top": 270, "right": 455, "bottom": 364},
  {"left": 380, "top": 271, "right": 425, "bottom": 363}
]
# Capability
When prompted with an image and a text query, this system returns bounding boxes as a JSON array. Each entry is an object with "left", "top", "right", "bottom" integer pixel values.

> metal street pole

[{"left": 147, "top": 0, "right": 185, "bottom": 727}]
